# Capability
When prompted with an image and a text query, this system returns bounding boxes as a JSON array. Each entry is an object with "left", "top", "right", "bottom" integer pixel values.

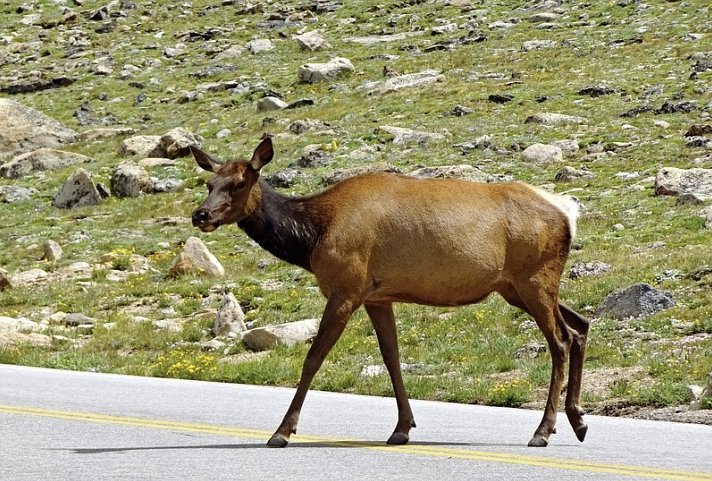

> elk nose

[{"left": 192, "top": 209, "right": 209, "bottom": 227}]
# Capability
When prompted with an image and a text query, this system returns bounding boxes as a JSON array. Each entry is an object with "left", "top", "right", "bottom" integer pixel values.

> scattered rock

[
  {"left": 160, "top": 128, "right": 200, "bottom": 159},
  {"left": 298, "top": 57, "right": 354, "bottom": 83},
  {"left": 378, "top": 125, "right": 445, "bottom": 145},
  {"left": 596, "top": 283, "right": 675, "bottom": 320},
  {"left": 111, "top": 162, "right": 154, "bottom": 197},
  {"left": 242, "top": 318, "right": 320, "bottom": 351},
  {"left": 654, "top": 167, "right": 712, "bottom": 198},
  {"left": 295, "top": 31, "right": 329, "bottom": 51},
  {"left": 257, "top": 96, "right": 288, "bottom": 112},
  {"left": 64, "top": 313, "right": 95, "bottom": 327},
  {"left": 555, "top": 166, "right": 594, "bottom": 181},
  {"left": 570, "top": 261, "right": 612, "bottom": 279},
  {"left": 522, "top": 143, "right": 563, "bottom": 163},
  {"left": 118, "top": 135, "right": 164, "bottom": 158},
  {"left": 515, "top": 341, "right": 547, "bottom": 359},
  {"left": 453, "top": 136, "right": 493, "bottom": 153},
  {"left": 53, "top": 168, "right": 103, "bottom": 209},
  {"left": 289, "top": 119, "right": 333, "bottom": 134},
  {"left": 364, "top": 69, "right": 444, "bottom": 94},
  {"left": 450, "top": 105, "right": 474, "bottom": 116},
  {"left": 360, "top": 363, "right": 427, "bottom": 377},
  {"left": 525, "top": 112, "right": 587, "bottom": 125},
  {"left": 43, "top": 240, "right": 63, "bottom": 262},
  {"left": 247, "top": 38, "right": 274, "bottom": 54},
  {"left": 409, "top": 165, "right": 494, "bottom": 183},
  {"left": 578, "top": 86, "right": 617, "bottom": 97},
  {"left": 522, "top": 40, "right": 558, "bottom": 51},
  {"left": 0, "top": 99, "right": 78, "bottom": 158},
  {"left": 213, "top": 292, "right": 246, "bottom": 337},
  {"left": 168, "top": 237, "right": 225, "bottom": 278},
  {"left": 0, "top": 185, "right": 37, "bottom": 203},
  {"left": 488, "top": 94, "right": 514, "bottom": 104},
  {"left": 0, "top": 148, "right": 92, "bottom": 179},
  {"left": 11, "top": 269, "right": 48, "bottom": 285},
  {"left": 655, "top": 101, "right": 697, "bottom": 115}
]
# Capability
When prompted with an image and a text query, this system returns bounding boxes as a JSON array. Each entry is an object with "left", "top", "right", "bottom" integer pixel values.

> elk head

[{"left": 190, "top": 137, "right": 274, "bottom": 232}]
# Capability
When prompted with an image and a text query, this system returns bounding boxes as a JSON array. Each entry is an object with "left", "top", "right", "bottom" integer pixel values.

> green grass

[{"left": 1, "top": 0, "right": 711, "bottom": 413}]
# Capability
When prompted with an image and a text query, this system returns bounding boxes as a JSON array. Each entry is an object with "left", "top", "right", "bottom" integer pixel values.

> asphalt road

[{"left": 1, "top": 364, "right": 711, "bottom": 481}]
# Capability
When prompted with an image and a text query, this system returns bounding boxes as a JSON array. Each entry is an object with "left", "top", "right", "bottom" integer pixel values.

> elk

[{"left": 190, "top": 137, "right": 590, "bottom": 448}]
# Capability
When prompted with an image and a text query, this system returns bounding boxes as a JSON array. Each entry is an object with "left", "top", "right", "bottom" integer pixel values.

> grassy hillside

[{"left": 1, "top": 0, "right": 711, "bottom": 418}]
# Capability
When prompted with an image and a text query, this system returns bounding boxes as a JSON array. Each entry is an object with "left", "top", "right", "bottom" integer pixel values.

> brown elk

[{"left": 190, "top": 137, "right": 590, "bottom": 448}]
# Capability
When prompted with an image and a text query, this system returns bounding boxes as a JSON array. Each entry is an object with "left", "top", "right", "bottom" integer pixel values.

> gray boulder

[
  {"left": 379, "top": 125, "right": 445, "bottom": 145},
  {"left": 160, "top": 127, "right": 200, "bottom": 159},
  {"left": 111, "top": 162, "right": 154, "bottom": 197},
  {"left": 257, "top": 96, "right": 288, "bottom": 112},
  {"left": 118, "top": 135, "right": 164, "bottom": 158},
  {"left": 53, "top": 168, "right": 103, "bottom": 209},
  {"left": 522, "top": 143, "right": 563, "bottom": 164},
  {"left": 596, "top": 283, "right": 675, "bottom": 320},
  {"left": 296, "top": 31, "right": 329, "bottom": 51},
  {"left": 298, "top": 58, "right": 354, "bottom": 83},
  {"left": 525, "top": 112, "right": 587, "bottom": 125},
  {"left": 0, "top": 99, "right": 78, "bottom": 158},
  {"left": 168, "top": 237, "right": 225, "bottom": 278},
  {"left": 242, "top": 318, "right": 320, "bottom": 351},
  {"left": 0, "top": 148, "right": 92, "bottom": 179},
  {"left": 0, "top": 185, "right": 37, "bottom": 203},
  {"left": 654, "top": 167, "right": 712, "bottom": 199},
  {"left": 213, "top": 292, "right": 246, "bottom": 337}
]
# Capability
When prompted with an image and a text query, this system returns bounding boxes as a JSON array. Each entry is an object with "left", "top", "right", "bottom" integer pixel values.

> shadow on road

[{"left": 65, "top": 440, "right": 529, "bottom": 454}]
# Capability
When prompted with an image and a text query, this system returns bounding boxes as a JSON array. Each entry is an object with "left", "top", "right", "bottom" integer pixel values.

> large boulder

[
  {"left": 522, "top": 143, "right": 563, "bottom": 164},
  {"left": 160, "top": 127, "right": 200, "bottom": 159},
  {"left": 596, "top": 283, "right": 675, "bottom": 320},
  {"left": 242, "top": 318, "right": 320, "bottom": 351},
  {"left": 0, "top": 148, "right": 92, "bottom": 179},
  {"left": 111, "top": 162, "right": 154, "bottom": 197},
  {"left": 0, "top": 99, "right": 78, "bottom": 158},
  {"left": 654, "top": 167, "right": 712, "bottom": 199},
  {"left": 53, "top": 168, "right": 103, "bottom": 209},
  {"left": 118, "top": 135, "right": 164, "bottom": 158}
]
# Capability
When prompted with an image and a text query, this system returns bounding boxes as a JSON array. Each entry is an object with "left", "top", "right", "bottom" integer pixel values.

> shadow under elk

[{"left": 190, "top": 137, "right": 590, "bottom": 448}]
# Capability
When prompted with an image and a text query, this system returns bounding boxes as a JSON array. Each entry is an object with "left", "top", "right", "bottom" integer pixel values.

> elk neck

[{"left": 237, "top": 179, "right": 326, "bottom": 272}]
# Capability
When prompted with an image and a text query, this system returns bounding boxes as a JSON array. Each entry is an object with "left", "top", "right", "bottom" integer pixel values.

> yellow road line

[{"left": 2, "top": 405, "right": 711, "bottom": 481}]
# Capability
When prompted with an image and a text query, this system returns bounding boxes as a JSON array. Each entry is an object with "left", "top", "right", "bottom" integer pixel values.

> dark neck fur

[{"left": 237, "top": 180, "right": 324, "bottom": 271}]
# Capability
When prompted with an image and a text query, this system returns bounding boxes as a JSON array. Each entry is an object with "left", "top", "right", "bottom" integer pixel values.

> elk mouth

[
  {"left": 197, "top": 221, "right": 220, "bottom": 232},
  {"left": 192, "top": 209, "right": 221, "bottom": 232}
]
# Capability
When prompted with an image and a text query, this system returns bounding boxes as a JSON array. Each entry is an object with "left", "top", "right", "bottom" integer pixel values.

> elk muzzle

[{"left": 191, "top": 208, "right": 218, "bottom": 232}]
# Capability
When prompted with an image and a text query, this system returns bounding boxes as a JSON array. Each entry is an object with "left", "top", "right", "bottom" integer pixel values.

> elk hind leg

[
  {"left": 365, "top": 303, "right": 416, "bottom": 445},
  {"left": 559, "top": 302, "right": 590, "bottom": 442}
]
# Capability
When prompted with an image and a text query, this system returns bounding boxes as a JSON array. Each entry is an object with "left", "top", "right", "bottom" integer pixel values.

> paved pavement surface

[{"left": 1, "top": 364, "right": 711, "bottom": 480}]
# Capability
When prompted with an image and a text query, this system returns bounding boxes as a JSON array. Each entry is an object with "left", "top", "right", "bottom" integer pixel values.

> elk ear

[
  {"left": 190, "top": 145, "right": 222, "bottom": 173},
  {"left": 249, "top": 137, "right": 274, "bottom": 171}
]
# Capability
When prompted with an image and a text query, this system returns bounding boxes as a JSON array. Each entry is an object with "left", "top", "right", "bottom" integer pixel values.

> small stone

[
  {"left": 64, "top": 313, "right": 95, "bottom": 327},
  {"left": 653, "top": 120, "right": 670, "bottom": 129},
  {"left": 247, "top": 38, "right": 274, "bottom": 54},
  {"left": 295, "top": 31, "right": 329, "bottom": 51}
]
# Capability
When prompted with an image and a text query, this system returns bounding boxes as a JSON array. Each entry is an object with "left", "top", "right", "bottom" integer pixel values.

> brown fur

[{"left": 190, "top": 138, "right": 590, "bottom": 448}]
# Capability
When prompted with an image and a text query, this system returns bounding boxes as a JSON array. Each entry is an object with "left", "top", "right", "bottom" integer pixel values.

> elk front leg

[
  {"left": 365, "top": 303, "right": 416, "bottom": 445},
  {"left": 267, "top": 295, "right": 359, "bottom": 447}
]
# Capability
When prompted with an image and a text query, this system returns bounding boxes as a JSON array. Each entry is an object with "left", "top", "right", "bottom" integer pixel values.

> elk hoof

[
  {"left": 575, "top": 424, "right": 588, "bottom": 442},
  {"left": 267, "top": 433, "right": 289, "bottom": 448},
  {"left": 527, "top": 436, "right": 548, "bottom": 447},
  {"left": 387, "top": 432, "right": 410, "bottom": 445}
]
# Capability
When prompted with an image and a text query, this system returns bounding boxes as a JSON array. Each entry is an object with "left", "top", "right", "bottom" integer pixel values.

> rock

[
  {"left": 152, "top": 178, "right": 183, "bottom": 193},
  {"left": 324, "top": 163, "right": 402, "bottom": 185},
  {"left": 570, "top": 261, "right": 612, "bottom": 279},
  {"left": 450, "top": 105, "right": 474, "bottom": 116},
  {"left": 168, "top": 237, "right": 225, "bottom": 278},
  {"left": 489, "top": 94, "right": 514, "bottom": 104},
  {"left": 0, "top": 269, "right": 10, "bottom": 291},
  {"left": 701, "top": 206, "right": 712, "bottom": 229},
  {"left": 118, "top": 135, "right": 164, "bottom": 158},
  {"left": 655, "top": 101, "right": 697, "bottom": 115},
  {"left": 525, "top": 113, "right": 587, "bottom": 125},
  {"left": 0, "top": 148, "right": 92, "bottom": 179},
  {"left": 111, "top": 162, "right": 154, "bottom": 197},
  {"left": 0, "top": 99, "right": 78, "bottom": 158},
  {"left": 295, "top": 31, "right": 329, "bottom": 51},
  {"left": 242, "top": 318, "right": 320, "bottom": 351},
  {"left": 214, "top": 45, "right": 245, "bottom": 62},
  {"left": 78, "top": 127, "right": 136, "bottom": 142},
  {"left": 11, "top": 269, "right": 48, "bottom": 285},
  {"left": 578, "top": 86, "right": 617, "bottom": 97},
  {"left": 685, "top": 124, "right": 712, "bottom": 137},
  {"left": 552, "top": 139, "right": 580, "bottom": 152},
  {"left": 345, "top": 32, "right": 424, "bottom": 45},
  {"left": 364, "top": 70, "right": 443, "bottom": 94},
  {"left": 555, "top": 166, "right": 594, "bottom": 181},
  {"left": 213, "top": 292, "right": 246, "bottom": 337},
  {"left": 360, "top": 363, "right": 426, "bottom": 377},
  {"left": 0, "top": 185, "right": 37, "bottom": 203},
  {"left": 257, "top": 96, "right": 288, "bottom": 112},
  {"left": 0, "top": 316, "right": 41, "bottom": 332},
  {"left": 654, "top": 167, "right": 712, "bottom": 198},
  {"left": 160, "top": 127, "right": 199, "bottom": 159},
  {"left": 43, "top": 240, "right": 63, "bottom": 262},
  {"left": 298, "top": 58, "right": 354, "bottom": 83},
  {"left": 596, "top": 283, "right": 675, "bottom": 320},
  {"left": 522, "top": 40, "right": 558, "bottom": 51},
  {"left": 378, "top": 126, "right": 445, "bottom": 145},
  {"left": 687, "top": 385, "right": 705, "bottom": 403},
  {"left": 64, "top": 313, "right": 95, "bottom": 327},
  {"left": 267, "top": 168, "right": 302, "bottom": 188},
  {"left": 0, "top": 332, "right": 52, "bottom": 348},
  {"left": 53, "top": 168, "right": 103, "bottom": 209},
  {"left": 409, "top": 165, "right": 494, "bottom": 183},
  {"left": 522, "top": 143, "right": 563, "bottom": 163},
  {"left": 138, "top": 158, "right": 177, "bottom": 168},
  {"left": 515, "top": 341, "right": 547, "bottom": 359},
  {"left": 247, "top": 38, "right": 274, "bottom": 54},
  {"left": 288, "top": 119, "right": 333, "bottom": 135},
  {"left": 453, "top": 136, "right": 493, "bottom": 152},
  {"left": 529, "top": 12, "right": 558, "bottom": 22},
  {"left": 686, "top": 137, "right": 712, "bottom": 149},
  {"left": 286, "top": 98, "right": 315, "bottom": 110}
]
